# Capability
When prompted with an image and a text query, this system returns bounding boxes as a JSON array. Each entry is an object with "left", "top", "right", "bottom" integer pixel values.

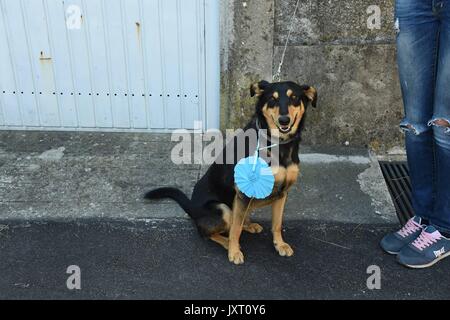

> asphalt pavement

[{"left": 1, "top": 219, "right": 449, "bottom": 300}]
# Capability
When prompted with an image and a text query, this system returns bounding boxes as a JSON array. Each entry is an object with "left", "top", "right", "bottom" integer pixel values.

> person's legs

[
  {"left": 396, "top": 0, "right": 439, "bottom": 221},
  {"left": 396, "top": 1, "right": 450, "bottom": 268},
  {"left": 428, "top": 0, "right": 450, "bottom": 234},
  {"left": 380, "top": 0, "right": 439, "bottom": 255}
]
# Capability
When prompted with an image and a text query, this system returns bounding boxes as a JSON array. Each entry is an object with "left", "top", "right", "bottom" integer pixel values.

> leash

[
  {"left": 237, "top": 129, "right": 263, "bottom": 228},
  {"left": 238, "top": 125, "right": 289, "bottom": 229},
  {"left": 240, "top": 198, "right": 255, "bottom": 230},
  {"left": 272, "top": 0, "right": 301, "bottom": 83},
  {"left": 238, "top": 1, "right": 301, "bottom": 228}
]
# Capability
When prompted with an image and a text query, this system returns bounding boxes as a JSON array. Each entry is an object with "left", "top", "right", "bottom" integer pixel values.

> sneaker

[
  {"left": 397, "top": 226, "right": 450, "bottom": 269},
  {"left": 380, "top": 216, "right": 426, "bottom": 255}
]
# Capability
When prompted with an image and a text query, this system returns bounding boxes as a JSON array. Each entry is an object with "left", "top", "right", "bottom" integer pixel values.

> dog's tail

[{"left": 145, "top": 188, "right": 200, "bottom": 219}]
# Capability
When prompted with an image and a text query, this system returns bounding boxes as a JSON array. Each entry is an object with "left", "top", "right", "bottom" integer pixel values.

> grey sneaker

[{"left": 380, "top": 216, "right": 426, "bottom": 255}]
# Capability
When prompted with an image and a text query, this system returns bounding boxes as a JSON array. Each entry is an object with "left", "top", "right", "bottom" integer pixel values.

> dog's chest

[
  {"left": 271, "top": 164, "right": 300, "bottom": 190},
  {"left": 243, "top": 164, "right": 299, "bottom": 207}
]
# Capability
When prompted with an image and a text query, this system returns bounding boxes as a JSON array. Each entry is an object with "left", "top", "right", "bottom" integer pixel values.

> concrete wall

[
  {"left": 220, "top": 0, "right": 275, "bottom": 132},
  {"left": 221, "top": 0, "right": 404, "bottom": 151}
]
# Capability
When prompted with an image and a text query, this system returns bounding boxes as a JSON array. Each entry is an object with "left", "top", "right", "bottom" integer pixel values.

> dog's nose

[{"left": 278, "top": 116, "right": 291, "bottom": 126}]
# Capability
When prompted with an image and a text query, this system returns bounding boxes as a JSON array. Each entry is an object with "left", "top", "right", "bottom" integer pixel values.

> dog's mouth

[
  {"left": 272, "top": 115, "right": 297, "bottom": 134},
  {"left": 279, "top": 125, "right": 291, "bottom": 134}
]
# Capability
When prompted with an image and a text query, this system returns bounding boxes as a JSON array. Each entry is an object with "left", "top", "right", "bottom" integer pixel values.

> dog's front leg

[
  {"left": 228, "top": 196, "right": 247, "bottom": 265},
  {"left": 272, "top": 193, "right": 294, "bottom": 257}
]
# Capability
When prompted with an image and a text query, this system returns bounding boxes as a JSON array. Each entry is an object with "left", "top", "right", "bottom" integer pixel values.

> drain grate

[{"left": 379, "top": 161, "right": 414, "bottom": 225}]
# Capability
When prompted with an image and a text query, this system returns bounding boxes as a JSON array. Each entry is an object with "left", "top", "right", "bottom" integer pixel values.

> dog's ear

[
  {"left": 301, "top": 86, "right": 318, "bottom": 108},
  {"left": 250, "top": 80, "right": 270, "bottom": 97}
]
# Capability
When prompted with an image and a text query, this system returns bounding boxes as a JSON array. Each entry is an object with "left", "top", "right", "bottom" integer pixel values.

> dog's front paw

[
  {"left": 275, "top": 242, "right": 294, "bottom": 257},
  {"left": 228, "top": 249, "right": 245, "bottom": 265},
  {"left": 244, "top": 223, "right": 263, "bottom": 234}
]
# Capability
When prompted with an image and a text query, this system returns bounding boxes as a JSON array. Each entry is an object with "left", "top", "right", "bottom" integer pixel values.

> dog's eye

[
  {"left": 267, "top": 97, "right": 278, "bottom": 107},
  {"left": 291, "top": 95, "right": 297, "bottom": 100}
]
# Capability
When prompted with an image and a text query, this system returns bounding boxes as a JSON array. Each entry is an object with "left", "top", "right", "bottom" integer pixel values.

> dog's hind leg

[
  {"left": 210, "top": 234, "right": 229, "bottom": 250},
  {"left": 220, "top": 201, "right": 262, "bottom": 234},
  {"left": 204, "top": 203, "right": 231, "bottom": 251},
  {"left": 215, "top": 204, "right": 232, "bottom": 231},
  {"left": 243, "top": 217, "right": 263, "bottom": 234}
]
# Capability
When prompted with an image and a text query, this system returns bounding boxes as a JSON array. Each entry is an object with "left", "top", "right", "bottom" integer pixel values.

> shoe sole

[
  {"left": 380, "top": 244, "right": 401, "bottom": 255},
  {"left": 385, "top": 250, "right": 400, "bottom": 255},
  {"left": 400, "top": 251, "right": 450, "bottom": 269}
]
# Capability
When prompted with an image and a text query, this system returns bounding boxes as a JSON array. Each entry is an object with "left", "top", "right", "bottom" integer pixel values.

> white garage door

[{"left": 0, "top": 0, "right": 219, "bottom": 132}]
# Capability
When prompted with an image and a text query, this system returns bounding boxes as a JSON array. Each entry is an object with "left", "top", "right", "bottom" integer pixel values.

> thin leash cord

[
  {"left": 240, "top": 198, "right": 255, "bottom": 230},
  {"left": 243, "top": 132, "right": 260, "bottom": 229},
  {"left": 273, "top": 0, "right": 301, "bottom": 83},
  {"left": 239, "top": 0, "right": 300, "bottom": 231}
]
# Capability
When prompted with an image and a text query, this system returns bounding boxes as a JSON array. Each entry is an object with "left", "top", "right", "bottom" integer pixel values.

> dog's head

[{"left": 251, "top": 81, "right": 317, "bottom": 140}]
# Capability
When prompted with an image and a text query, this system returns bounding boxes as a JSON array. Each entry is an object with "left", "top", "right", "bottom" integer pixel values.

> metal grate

[{"left": 379, "top": 161, "right": 414, "bottom": 225}]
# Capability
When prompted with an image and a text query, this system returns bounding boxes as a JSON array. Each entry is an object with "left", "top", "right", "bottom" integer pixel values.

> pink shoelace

[
  {"left": 397, "top": 218, "right": 422, "bottom": 238},
  {"left": 412, "top": 230, "right": 442, "bottom": 251}
]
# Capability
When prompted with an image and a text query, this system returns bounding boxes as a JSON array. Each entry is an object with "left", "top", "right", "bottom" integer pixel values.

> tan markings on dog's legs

[
  {"left": 217, "top": 203, "right": 232, "bottom": 232},
  {"left": 272, "top": 194, "right": 294, "bottom": 257},
  {"left": 228, "top": 196, "right": 248, "bottom": 265},
  {"left": 285, "top": 164, "right": 300, "bottom": 190},
  {"left": 272, "top": 166, "right": 287, "bottom": 184},
  {"left": 210, "top": 234, "right": 229, "bottom": 250},
  {"left": 244, "top": 216, "right": 263, "bottom": 234}
]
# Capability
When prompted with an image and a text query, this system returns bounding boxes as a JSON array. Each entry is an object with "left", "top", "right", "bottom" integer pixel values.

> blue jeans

[{"left": 396, "top": 0, "right": 450, "bottom": 233}]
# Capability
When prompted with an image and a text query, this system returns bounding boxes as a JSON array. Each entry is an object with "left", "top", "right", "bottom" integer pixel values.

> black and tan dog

[{"left": 145, "top": 81, "right": 317, "bottom": 265}]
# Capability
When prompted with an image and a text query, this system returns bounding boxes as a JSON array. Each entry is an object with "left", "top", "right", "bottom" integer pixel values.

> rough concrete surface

[
  {"left": 220, "top": 0, "right": 404, "bottom": 150},
  {"left": 274, "top": 0, "right": 395, "bottom": 46},
  {"left": 273, "top": 44, "right": 403, "bottom": 150},
  {"left": 220, "top": 0, "right": 275, "bottom": 130},
  {"left": 0, "top": 131, "right": 396, "bottom": 224}
]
